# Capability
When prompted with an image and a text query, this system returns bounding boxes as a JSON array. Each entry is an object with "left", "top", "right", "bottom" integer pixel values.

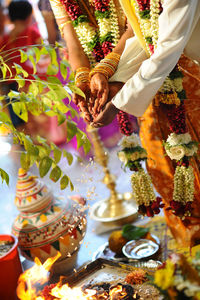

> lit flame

[
  {"left": 17, "top": 252, "right": 61, "bottom": 300},
  {"left": 17, "top": 254, "right": 132, "bottom": 300},
  {"left": 16, "top": 252, "right": 98, "bottom": 300}
]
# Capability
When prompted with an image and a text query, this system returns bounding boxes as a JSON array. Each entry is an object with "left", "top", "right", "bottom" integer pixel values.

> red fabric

[{"left": 0, "top": 25, "right": 41, "bottom": 78}]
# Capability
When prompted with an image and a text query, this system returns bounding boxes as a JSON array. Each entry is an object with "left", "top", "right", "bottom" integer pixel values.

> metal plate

[
  {"left": 92, "top": 235, "right": 160, "bottom": 263},
  {"left": 89, "top": 193, "right": 138, "bottom": 225},
  {"left": 123, "top": 239, "right": 159, "bottom": 260}
]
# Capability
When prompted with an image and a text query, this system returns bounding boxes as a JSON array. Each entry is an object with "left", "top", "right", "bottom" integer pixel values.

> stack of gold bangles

[
  {"left": 75, "top": 67, "right": 90, "bottom": 85},
  {"left": 74, "top": 52, "right": 121, "bottom": 86},
  {"left": 89, "top": 52, "right": 121, "bottom": 80}
]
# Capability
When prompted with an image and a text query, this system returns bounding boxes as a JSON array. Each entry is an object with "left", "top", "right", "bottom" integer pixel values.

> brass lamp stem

[
  {"left": 87, "top": 125, "right": 122, "bottom": 218},
  {"left": 87, "top": 124, "right": 138, "bottom": 224}
]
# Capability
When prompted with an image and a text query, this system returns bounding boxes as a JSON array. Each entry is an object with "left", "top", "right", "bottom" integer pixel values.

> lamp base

[{"left": 90, "top": 192, "right": 138, "bottom": 226}]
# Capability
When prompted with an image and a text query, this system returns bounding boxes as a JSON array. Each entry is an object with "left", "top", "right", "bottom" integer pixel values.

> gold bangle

[
  {"left": 59, "top": 20, "right": 72, "bottom": 37},
  {"left": 89, "top": 52, "right": 121, "bottom": 80},
  {"left": 75, "top": 67, "right": 90, "bottom": 75},
  {"left": 75, "top": 68, "right": 90, "bottom": 84}
]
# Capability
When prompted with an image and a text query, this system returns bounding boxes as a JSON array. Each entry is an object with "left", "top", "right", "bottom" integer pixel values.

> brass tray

[{"left": 63, "top": 258, "right": 161, "bottom": 288}]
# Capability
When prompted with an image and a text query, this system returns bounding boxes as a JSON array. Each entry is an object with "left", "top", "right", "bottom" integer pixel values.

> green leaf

[
  {"left": 33, "top": 47, "right": 41, "bottom": 63},
  {"left": 12, "top": 102, "right": 28, "bottom": 122},
  {"left": 57, "top": 111, "right": 66, "bottom": 125},
  {"left": 0, "top": 111, "right": 12, "bottom": 123},
  {"left": 29, "top": 55, "right": 37, "bottom": 74},
  {"left": 14, "top": 63, "right": 28, "bottom": 77},
  {"left": 20, "top": 50, "right": 28, "bottom": 63},
  {"left": 68, "top": 82, "right": 85, "bottom": 98},
  {"left": 49, "top": 166, "right": 62, "bottom": 182},
  {"left": 39, "top": 156, "right": 52, "bottom": 177},
  {"left": 47, "top": 76, "right": 61, "bottom": 85},
  {"left": 122, "top": 224, "right": 149, "bottom": 241},
  {"left": 76, "top": 129, "right": 90, "bottom": 153},
  {"left": 83, "top": 137, "right": 91, "bottom": 154},
  {"left": 47, "top": 64, "right": 59, "bottom": 76},
  {"left": 51, "top": 143, "right": 62, "bottom": 164},
  {"left": 23, "top": 135, "right": 39, "bottom": 156},
  {"left": 76, "top": 131, "right": 85, "bottom": 149},
  {"left": 60, "top": 60, "right": 70, "bottom": 80},
  {"left": 37, "top": 135, "right": 47, "bottom": 144},
  {"left": 54, "top": 101, "right": 69, "bottom": 114},
  {"left": 0, "top": 168, "right": 9, "bottom": 185},
  {"left": 49, "top": 47, "right": 58, "bottom": 66},
  {"left": 15, "top": 75, "right": 25, "bottom": 89},
  {"left": 8, "top": 90, "right": 20, "bottom": 99},
  {"left": 0, "top": 95, "right": 5, "bottom": 101},
  {"left": 69, "top": 180, "right": 74, "bottom": 191},
  {"left": 37, "top": 145, "right": 51, "bottom": 159},
  {"left": 20, "top": 152, "right": 30, "bottom": 170},
  {"left": 63, "top": 149, "right": 73, "bottom": 165},
  {"left": 68, "top": 72, "right": 75, "bottom": 82},
  {"left": 0, "top": 64, "right": 7, "bottom": 79},
  {"left": 28, "top": 82, "right": 39, "bottom": 97},
  {"left": 60, "top": 175, "right": 69, "bottom": 190},
  {"left": 66, "top": 120, "right": 77, "bottom": 141},
  {"left": 40, "top": 46, "right": 49, "bottom": 55}
]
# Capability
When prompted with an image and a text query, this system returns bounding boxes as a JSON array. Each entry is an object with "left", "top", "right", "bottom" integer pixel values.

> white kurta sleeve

[{"left": 111, "top": 0, "right": 198, "bottom": 117}]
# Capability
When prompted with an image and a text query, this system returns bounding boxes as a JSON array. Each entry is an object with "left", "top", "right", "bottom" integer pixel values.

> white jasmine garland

[
  {"left": 98, "top": 18, "right": 112, "bottom": 36},
  {"left": 131, "top": 169, "right": 156, "bottom": 206},
  {"left": 150, "top": 0, "right": 160, "bottom": 47},
  {"left": 108, "top": 0, "right": 120, "bottom": 46},
  {"left": 173, "top": 166, "right": 194, "bottom": 203},
  {"left": 74, "top": 22, "right": 97, "bottom": 66},
  {"left": 94, "top": 0, "right": 120, "bottom": 47}
]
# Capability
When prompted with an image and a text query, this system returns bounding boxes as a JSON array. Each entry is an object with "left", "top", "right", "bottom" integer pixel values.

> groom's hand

[{"left": 91, "top": 101, "right": 119, "bottom": 127}]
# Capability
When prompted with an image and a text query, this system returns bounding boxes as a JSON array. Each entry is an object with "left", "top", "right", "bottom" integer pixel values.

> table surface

[{"left": 0, "top": 137, "right": 151, "bottom": 279}]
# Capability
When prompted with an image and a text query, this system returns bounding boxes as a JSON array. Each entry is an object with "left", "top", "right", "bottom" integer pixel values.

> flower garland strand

[
  {"left": 118, "top": 134, "right": 163, "bottom": 217},
  {"left": 130, "top": 0, "right": 199, "bottom": 218},
  {"left": 59, "top": 0, "right": 134, "bottom": 136},
  {"left": 60, "top": 0, "right": 104, "bottom": 65},
  {"left": 93, "top": 0, "right": 133, "bottom": 134}
]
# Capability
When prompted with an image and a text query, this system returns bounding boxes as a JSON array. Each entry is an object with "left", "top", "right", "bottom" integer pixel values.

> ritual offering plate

[
  {"left": 123, "top": 239, "right": 159, "bottom": 260},
  {"left": 93, "top": 234, "right": 160, "bottom": 263}
]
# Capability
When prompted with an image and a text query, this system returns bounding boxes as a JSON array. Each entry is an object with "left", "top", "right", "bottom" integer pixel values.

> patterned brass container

[{"left": 12, "top": 169, "right": 86, "bottom": 264}]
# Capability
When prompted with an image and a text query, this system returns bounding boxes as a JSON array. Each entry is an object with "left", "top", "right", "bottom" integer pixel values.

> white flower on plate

[
  {"left": 118, "top": 133, "right": 141, "bottom": 149},
  {"left": 117, "top": 151, "right": 128, "bottom": 164},
  {"left": 167, "top": 132, "right": 192, "bottom": 146},
  {"left": 166, "top": 145, "right": 185, "bottom": 160}
]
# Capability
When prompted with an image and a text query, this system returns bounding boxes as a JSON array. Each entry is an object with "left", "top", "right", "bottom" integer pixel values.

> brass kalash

[{"left": 87, "top": 125, "right": 138, "bottom": 226}]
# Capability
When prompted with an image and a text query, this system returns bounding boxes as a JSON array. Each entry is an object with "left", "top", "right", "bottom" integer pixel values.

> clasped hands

[{"left": 73, "top": 73, "right": 120, "bottom": 128}]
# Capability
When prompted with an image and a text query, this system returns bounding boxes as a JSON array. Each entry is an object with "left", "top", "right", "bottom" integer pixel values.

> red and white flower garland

[{"left": 121, "top": 0, "right": 199, "bottom": 218}]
